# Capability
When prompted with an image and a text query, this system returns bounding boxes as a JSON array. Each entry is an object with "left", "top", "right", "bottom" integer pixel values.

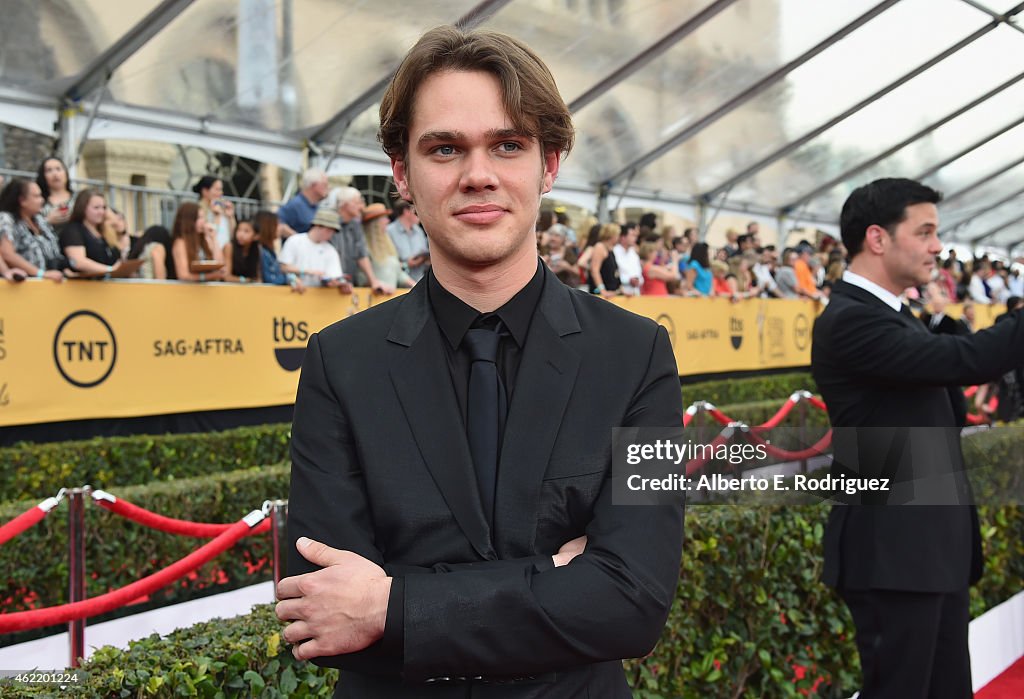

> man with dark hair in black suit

[
  {"left": 812, "top": 177, "right": 1024, "bottom": 699},
  {"left": 274, "top": 25, "right": 684, "bottom": 698}
]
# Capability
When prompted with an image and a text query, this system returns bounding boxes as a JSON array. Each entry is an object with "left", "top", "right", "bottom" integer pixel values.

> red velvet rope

[
  {"left": 93, "top": 495, "right": 270, "bottom": 538},
  {"left": 0, "top": 515, "right": 262, "bottom": 634},
  {"left": 744, "top": 428, "right": 834, "bottom": 461},
  {"left": 0, "top": 504, "right": 48, "bottom": 546}
]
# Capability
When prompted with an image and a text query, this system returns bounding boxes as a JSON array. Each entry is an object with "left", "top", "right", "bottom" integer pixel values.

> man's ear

[
  {"left": 392, "top": 157, "right": 412, "bottom": 202},
  {"left": 541, "top": 149, "right": 561, "bottom": 195},
  {"left": 863, "top": 224, "right": 889, "bottom": 255}
]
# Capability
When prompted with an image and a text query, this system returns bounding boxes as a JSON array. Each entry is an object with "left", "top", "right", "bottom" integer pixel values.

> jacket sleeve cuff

[{"left": 381, "top": 576, "right": 404, "bottom": 658}]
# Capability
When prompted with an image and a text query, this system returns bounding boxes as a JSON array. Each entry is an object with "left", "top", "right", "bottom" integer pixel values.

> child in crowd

[{"left": 224, "top": 218, "right": 262, "bottom": 283}]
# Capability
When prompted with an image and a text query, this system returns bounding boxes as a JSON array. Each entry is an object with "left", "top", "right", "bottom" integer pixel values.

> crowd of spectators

[
  {"left": 2, "top": 160, "right": 1021, "bottom": 314},
  {"left": 537, "top": 212, "right": 1024, "bottom": 313}
]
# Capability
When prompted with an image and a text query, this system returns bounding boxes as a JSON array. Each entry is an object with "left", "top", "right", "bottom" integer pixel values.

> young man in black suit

[
  {"left": 274, "top": 26, "right": 684, "bottom": 697},
  {"left": 812, "top": 178, "right": 1024, "bottom": 698}
]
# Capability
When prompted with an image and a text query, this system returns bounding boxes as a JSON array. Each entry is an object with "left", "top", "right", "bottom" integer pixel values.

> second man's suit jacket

[
  {"left": 811, "top": 280, "right": 1024, "bottom": 593},
  {"left": 288, "top": 266, "right": 685, "bottom": 698}
]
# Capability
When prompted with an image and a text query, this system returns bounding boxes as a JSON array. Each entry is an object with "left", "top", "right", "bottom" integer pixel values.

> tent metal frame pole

[
  {"left": 969, "top": 215, "right": 1023, "bottom": 244},
  {"left": 781, "top": 70, "right": 1024, "bottom": 213},
  {"left": 702, "top": 22, "right": 996, "bottom": 200},
  {"left": 943, "top": 184, "right": 1024, "bottom": 230},
  {"left": 913, "top": 114, "right": 1024, "bottom": 182},
  {"left": 943, "top": 153, "right": 1024, "bottom": 207},
  {"left": 601, "top": 0, "right": 902, "bottom": 185},
  {"left": 64, "top": 0, "right": 196, "bottom": 102},
  {"left": 314, "top": 0, "right": 512, "bottom": 159},
  {"left": 567, "top": 0, "right": 739, "bottom": 113},
  {"left": 958, "top": 0, "right": 1024, "bottom": 35}
]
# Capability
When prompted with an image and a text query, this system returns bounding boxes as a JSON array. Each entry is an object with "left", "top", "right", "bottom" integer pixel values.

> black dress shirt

[{"left": 382, "top": 260, "right": 546, "bottom": 658}]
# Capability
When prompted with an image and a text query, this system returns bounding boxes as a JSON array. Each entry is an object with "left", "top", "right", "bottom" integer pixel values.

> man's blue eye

[{"left": 435, "top": 145, "right": 455, "bottom": 156}]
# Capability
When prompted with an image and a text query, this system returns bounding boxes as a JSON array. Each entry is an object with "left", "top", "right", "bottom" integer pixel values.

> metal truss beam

[
  {"left": 969, "top": 213, "right": 1024, "bottom": 243},
  {"left": 943, "top": 153, "right": 1024, "bottom": 207},
  {"left": 567, "top": 0, "right": 739, "bottom": 113},
  {"left": 943, "top": 184, "right": 1024, "bottom": 231},
  {"left": 64, "top": 0, "right": 196, "bottom": 101},
  {"left": 702, "top": 22, "right": 995, "bottom": 201},
  {"left": 781, "top": 70, "right": 1024, "bottom": 213},
  {"left": 601, "top": 0, "right": 902, "bottom": 186},
  {"left": 311, "top": 0, "right": 512, "bottom": 146}
]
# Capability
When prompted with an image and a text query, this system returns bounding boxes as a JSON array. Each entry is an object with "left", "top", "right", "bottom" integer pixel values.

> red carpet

[{"left": 976, "top": 655, "right": 1024, "bottom": 699}]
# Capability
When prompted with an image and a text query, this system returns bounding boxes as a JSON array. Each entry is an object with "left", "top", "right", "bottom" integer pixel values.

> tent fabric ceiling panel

[
  {"left": 728, "top": 21, "right": 1024, "bottom": 215},
  {"left": 0, "top": 1, "right": 161, "bottom": 94},
  {"left": 108, "top": 0, "right": 482, "bottom": 132},
  {"left": 559, "top": 0, "right": 884, "bottom": 187},
  {"left": 2, "top": 0, "right": 1024, "bottom": 248}
]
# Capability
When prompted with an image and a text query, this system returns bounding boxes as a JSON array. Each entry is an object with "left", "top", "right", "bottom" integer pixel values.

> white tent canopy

[{"left": 3, "top": 0, "right": 1024, "bottom": 252}]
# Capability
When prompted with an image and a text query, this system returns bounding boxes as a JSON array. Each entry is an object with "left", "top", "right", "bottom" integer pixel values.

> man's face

[
  {"left": 339, "top": 195, "right": 365, "bottom": 221},
  {"left": 311, "top": 176, "right": 329, "bottom": 201},
  {"left": 621, "top": 228, "right": 638, "bottom": 248},
  {"left": 879, "top": 203, "right": 942, "bottom": 289},
  {"left": 391, "top": 70, "right": 559, "bottom": 269},
  {"left": 309, "top": 225, "right": 333, "bottom": 243}
]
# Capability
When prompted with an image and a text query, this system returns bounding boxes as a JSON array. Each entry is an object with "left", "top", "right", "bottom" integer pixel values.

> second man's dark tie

[{"left": 464, "top": 318, "right": 507, "bottom": 526}]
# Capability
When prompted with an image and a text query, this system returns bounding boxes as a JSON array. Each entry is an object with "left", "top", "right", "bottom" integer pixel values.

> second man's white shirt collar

[{"left": 842, "top": 270, "right": 903, "bottom": 313}]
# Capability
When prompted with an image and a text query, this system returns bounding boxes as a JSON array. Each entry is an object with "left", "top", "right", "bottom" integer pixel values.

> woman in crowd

[
  {"left": 587, "top": 223, "right": 621, "bottom": 297},
  {"left": 192, "top": 175, "right": 235, "bottom": 249},
  {"left": 171, "top": 201, "right": 225, "bottom": 282},
  {"left": 36, "top": 156, "right": 74, "bottom": 230},
  {"left": 363, "top": 204, "right": 414, "bottom": 288},
  {"left": 256, "top": 210, "right": 303, "bottom": 292},
  {"left": 129, "top": 225, "right": 173, "bottom": 279},
  {"left": 60, "top": 188, "right": 123, "bottom": 277},
  {"left": 0, "top": 178, "right": 66, "bottom": 281},
  {"left": 639, "top": 241, "right": 679, "bottom": 296},
  {"left": 710, "top": 260, "right": 735, "bottom": 298},
  {"left": 106, "top": 207, "right": 132, "bottom": 259},
  {"left": 223, "top": 218, "right": 262, "bottom": 283},
  {"left": 684, "top": 242, "right": 712, "bottom": 296}
]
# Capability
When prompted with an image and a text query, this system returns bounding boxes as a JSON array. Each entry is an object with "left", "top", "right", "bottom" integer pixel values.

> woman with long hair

[
  {"left": 129, "top": 225, "right": 173, "bottom": 280},
  {"left": 171, "top": 201, "right": 225, "bottom": 281},
  {"left": 255, "top": 210, "right": 302, "bottom": 291},
  {"left": 363, "top": 204, "right": 414, "bottom": 288},
  {"left": 224, "top": 218, "right": 262, "bottom": 283},
  {"left": 0, "top": 178, "right": 66, "bottom": 281},
  {"left": 192, "top": 175, "right": 235, "bottom": 248},
  {"left": 36, "top": 157, "right": 74, "bottom": 229},
  {"left": 61, "top": 188, "right": 123, "bottom": 276},
  {"left": 587, "top": 223, "right": 621, "bottom": 297},
  {"left": 685, "top": 242, "right": 712, "bottom": 296}
]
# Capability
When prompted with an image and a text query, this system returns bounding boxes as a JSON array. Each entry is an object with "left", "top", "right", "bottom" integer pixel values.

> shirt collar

[
  {"left": 842, "top": 270, "right": 903, "bottom": 313},
  {"left": 429, "top": 259, "right": 545, "bottom": 350}
]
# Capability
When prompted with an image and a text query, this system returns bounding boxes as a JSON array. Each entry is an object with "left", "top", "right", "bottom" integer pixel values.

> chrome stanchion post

[
  {"left": 270, "top": 500, "right": 288, "bottom": 600},
  {"left": 798, "top": 399, "right": 809, "bottom": 475},
  {"left": 67, "top": 486, "right": 89, "bottom": 668}
]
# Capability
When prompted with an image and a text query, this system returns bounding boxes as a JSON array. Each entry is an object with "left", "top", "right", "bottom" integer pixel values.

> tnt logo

[
  {"left": 729, "top": 317, "right": 744, "bottom": 350},
  {"left": 53, "top": 311, "right": 117, "bottom": 388},
  {"left": 273, "top": 317, "right": 309, "bottom": 372}
]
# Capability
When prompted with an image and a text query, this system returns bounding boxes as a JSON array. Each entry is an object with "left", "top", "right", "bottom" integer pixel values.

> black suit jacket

[
  {"left": 811, "top": 280, "right": 1024, "bottom": 593},
  {"left": 919, "top": 311, "right": 969, "bottom": 336},
  {"left": 288, "top": 266, "right": 684, "bottom": 697}
]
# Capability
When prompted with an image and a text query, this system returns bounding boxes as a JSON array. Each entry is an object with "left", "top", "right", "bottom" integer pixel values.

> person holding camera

[{"left": 193, "top": 175, "right": 236, "bottom": 249}]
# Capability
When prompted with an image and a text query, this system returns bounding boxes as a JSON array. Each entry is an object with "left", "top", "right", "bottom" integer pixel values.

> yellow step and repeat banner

[{"left": 0, "top": 281, "right": 1003, "bottom": 427}]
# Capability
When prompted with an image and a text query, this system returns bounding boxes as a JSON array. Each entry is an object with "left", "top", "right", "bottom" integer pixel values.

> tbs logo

[{"left": 273, "top": 317, "right": 308, "bottom": 371}]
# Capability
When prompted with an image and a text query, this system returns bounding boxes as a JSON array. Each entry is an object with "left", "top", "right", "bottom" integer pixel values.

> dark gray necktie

[{"left": 463, "top": 318, "right": 507, "bottom": 526}]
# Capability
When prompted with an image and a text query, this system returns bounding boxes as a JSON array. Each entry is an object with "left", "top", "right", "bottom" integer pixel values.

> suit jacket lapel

[
  {"left": 493, "top": 271, "right": 581, "bottom": 558},
  {"left": 835, "top": 280, "right": 926, "bottom": 334},
  {"left": 387, "top": 282, "right": 495, "bottom": 560}
]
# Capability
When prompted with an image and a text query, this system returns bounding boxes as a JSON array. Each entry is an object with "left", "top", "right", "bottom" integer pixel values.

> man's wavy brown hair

[{"left": 379, "top": 25, "right": 574, "bottom": 162}]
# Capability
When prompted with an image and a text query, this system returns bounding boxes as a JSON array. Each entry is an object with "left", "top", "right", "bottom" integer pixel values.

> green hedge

[
  {"left": 0, "top": 424, "right": 291, "bottom": 501},
  {"left": 681, "top": 372, "right": 816, "bottom": 410},
  {"left": 0, "top": 373, "right": 816, "bottom": 503},
  {"left": 0, "top": 605, "right": 334, "bottom": 698},
  {"left": 0, "top": 464, "right": 289, "bottom": 635},
  {"left": 2, "top": 426, "right": 1019, "bottom": 697},
  {"left": 7, "top": 499, "right": 1018, "bottom": 697}
]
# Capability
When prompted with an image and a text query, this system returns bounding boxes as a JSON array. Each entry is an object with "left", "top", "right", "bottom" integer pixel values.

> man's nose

[{"left": 459, "top": 149, "right": 499, "bottom": 192}]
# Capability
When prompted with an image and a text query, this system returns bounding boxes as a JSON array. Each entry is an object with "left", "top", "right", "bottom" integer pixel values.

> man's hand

[
  {"left": 372, "top": 280, "right": 395, "bottom": 295},
  {"left": 275, "top": 537, "right": 392, "bottom": 661},
  {"left": 552, "top": 535, "right": 587, "bottom": 567}
]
